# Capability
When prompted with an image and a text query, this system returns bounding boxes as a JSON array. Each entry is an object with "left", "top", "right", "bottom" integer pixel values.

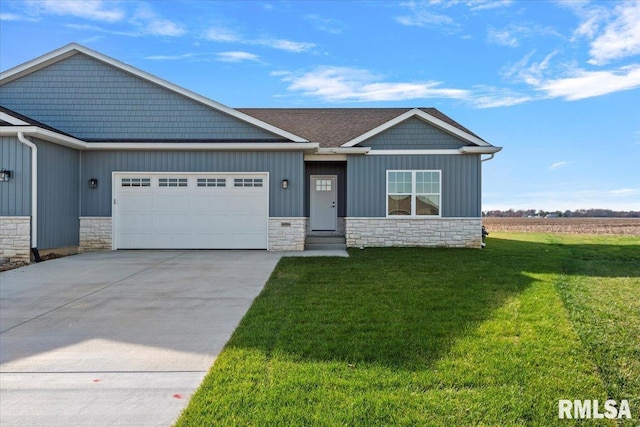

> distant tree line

[{"left": 483, "top": 209, "right": 640, "bottom": 218}]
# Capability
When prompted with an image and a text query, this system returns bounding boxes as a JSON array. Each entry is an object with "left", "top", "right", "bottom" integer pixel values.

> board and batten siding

[
  {"left": 0, "top": 136, "right": 31, "bottom": 216},
  {"left": 347, "top": 154, "right": 481, "bottom": 218},
  {"left": 0, "top": 54, "right": 283, "bottom": 141},
  {"left": 80, "top": 151, "right": 304, "bottom": 217},
  {"left": 358, "top": 117, "right": 469, "bottom": 150},
  {"left": 0, "top": 136, "right": 80, "bottom": 249},
  {"left": 36, "top": 138, "right": 80, "bottom": 249}
]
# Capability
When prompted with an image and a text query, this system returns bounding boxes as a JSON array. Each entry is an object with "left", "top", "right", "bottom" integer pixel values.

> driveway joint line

[{"left": 0, "top": 251, "right": 193, "bottom": 335}]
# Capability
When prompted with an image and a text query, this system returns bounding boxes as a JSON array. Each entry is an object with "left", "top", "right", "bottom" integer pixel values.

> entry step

[{"left": 304, "top": 236, "right": 347, "bottom": 250}]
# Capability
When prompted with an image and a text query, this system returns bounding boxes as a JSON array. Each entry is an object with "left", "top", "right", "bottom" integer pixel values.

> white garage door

[{"left": 113, "top": 173, "right": 268, "bottom": 249}]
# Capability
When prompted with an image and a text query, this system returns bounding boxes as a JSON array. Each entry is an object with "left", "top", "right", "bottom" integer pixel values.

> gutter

[{"left": 16, "top": 132, "right": 41, "bottom": 262}]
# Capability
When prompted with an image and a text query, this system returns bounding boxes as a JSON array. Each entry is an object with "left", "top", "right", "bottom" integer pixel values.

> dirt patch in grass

[{"left": 483, "top": 217, "right": 640, "bottom": 236}]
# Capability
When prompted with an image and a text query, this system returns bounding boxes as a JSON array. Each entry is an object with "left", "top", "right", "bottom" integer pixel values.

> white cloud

[
  {"left": 276, "top": 66, "right": 470, "bottom": 102},
  {"left": 255, "top": 38, "right": 315, "bottom": 53},
  {"left": 539, "top": 64, "right": 640, "bottom": 100},
  {"left": 131, "top": 5, "right": 185, "bottom": 37},
  {"left": 26, "top": 0, "right": 125, "bottom": 22},
  {"left": 588, "top": 1, "right": 640, "bottom": 65},
  {"left": 487, "top": 26, "right": 519, "bottom": 47},
  {"left": 203, "top": 27, "right": 241, "bottom": 42},
  {"left": 275, "top": 66, "right": 532, "bottom": 107},
  {"left": 609, "top": 188, "right": 639, "bottom": 196},
  {"left": 549, "top": 161, "right": 570, "bottom": 170},
  {"left": 202, "top": 27, "right": 314, "bottom": 53},
  {"left": 216, "top": 51, "right": 260, "bottom": 63},
  {"left": 145, "top": 53, "right": 199, "bottom": 61},
  {"left": 504, "top": 51, "right": 640, "bottom": 101},
  {"left": 565, "top": 0, "right": 640, "bottom": 65},
  {"left": 0, "top": 12, "right": 37, "bottom": 21},
  {"left": 487, "top": 23, "right": 563, "bottom": 48}
]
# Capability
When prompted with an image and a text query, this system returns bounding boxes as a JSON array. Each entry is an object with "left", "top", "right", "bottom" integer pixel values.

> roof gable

[
  {"left": 342, "top": 108, "right": 490, "bottom": 148},
  {"left": 238, "top": 108, "right": 491, "bottom": 149},
  {"left": 0, "top": 43, "right": 306, "bottom": 142}
]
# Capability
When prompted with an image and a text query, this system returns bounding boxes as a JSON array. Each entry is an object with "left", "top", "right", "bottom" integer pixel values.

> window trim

[{"left": 386, "top": 170, "right": 442, "bottom": 218}]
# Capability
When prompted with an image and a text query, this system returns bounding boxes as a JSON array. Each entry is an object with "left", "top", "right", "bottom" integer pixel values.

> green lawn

[{"left": 176, "top": 233, "right": 640, "bottom": 426}]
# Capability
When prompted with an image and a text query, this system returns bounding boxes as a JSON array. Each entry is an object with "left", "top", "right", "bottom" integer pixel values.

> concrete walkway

[{"left": 0, "top": 250, "right": 282, "bottom": 426}]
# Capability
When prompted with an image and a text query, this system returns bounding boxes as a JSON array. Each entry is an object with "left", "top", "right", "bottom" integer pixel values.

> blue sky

[{"left": 1, "top": 0, "right": 639, "bottom": 211}]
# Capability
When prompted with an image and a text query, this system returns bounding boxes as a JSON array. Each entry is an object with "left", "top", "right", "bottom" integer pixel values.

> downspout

[
  {"left": 17, "top": 132, "right": 41, "bottom": 262},
  {"left": 481, "top": 154, "right": 495, "bottom": 162}
]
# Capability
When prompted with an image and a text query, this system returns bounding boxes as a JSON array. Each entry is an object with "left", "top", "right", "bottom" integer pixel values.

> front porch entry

[{"left": 310, "top": 175, "right": 337, "bottom": 231}]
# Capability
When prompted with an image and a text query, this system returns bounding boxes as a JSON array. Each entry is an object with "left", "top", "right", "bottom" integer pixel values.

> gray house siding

[
  {"left": 0, "top": 54, "right": 283, "bottom": 141},
  {"left": 347, "top": 154, "right": 481, "bottom": 218},
  {"left": 0, "top": 136, "right": 31, "bottom": 215},
  {"left": 36, "top": 138, "right": 80, "bottom": 249},
  {"left": 80, "top": 151, "right": 304, "bottom": 217},
  {"left": 304, "top": 162, "right": 347, "bottom": 218},
  {"left": 358, "top": 117, "right": 469, "bottom": 150},
  {"left": 0, "top": 136, "right": 80, "bottom": 248}
]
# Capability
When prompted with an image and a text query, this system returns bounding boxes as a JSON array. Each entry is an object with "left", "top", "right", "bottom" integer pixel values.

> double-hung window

[{"left": 387, "top": 170, "right": 441, "bottom": 217}]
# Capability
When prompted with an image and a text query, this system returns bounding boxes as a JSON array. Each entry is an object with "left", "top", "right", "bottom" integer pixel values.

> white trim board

[{"left": 0, "top": 43, "right": 308, "bottom": 143}]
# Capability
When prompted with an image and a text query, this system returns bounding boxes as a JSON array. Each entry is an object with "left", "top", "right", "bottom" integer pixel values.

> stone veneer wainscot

[
  {"left": 79, "top": 217, "right": 112, "bottom": 251},
  {"left": 346, "top": 218, "right": 482, "bottom": 248},
  {"left": 269, "top": 218, "right": 306, "bottom": 251},
  {"left": 0, "top": 216, "right": 31, "bottom": 263}
]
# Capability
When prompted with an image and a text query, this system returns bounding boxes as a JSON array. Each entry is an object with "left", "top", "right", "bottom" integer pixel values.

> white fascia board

[
  {"left": 0, "top": 112, "right": 30, "bottom": 125},
  {"left": 86, "top": 142, "right": 319, "bottom": 151},
  {"left": 342, "top": 108, "right": 491, "bottom": 148},
  {"left": 0, "top": 43, "right": 308, "bottom": 143},
  {"left": 367, "top": 149, "right": 461, "bottom": 155},
  {"left": 1, "top": 126, "right": 319, "bottom": 151}
]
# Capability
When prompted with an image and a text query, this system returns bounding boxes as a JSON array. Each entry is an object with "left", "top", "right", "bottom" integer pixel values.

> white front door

[
  {"left": 113, "top": 173, "right": 268, "bottom": 249},
  {"left": 310, "top": 175, "right": 337, "bottom": 231}
]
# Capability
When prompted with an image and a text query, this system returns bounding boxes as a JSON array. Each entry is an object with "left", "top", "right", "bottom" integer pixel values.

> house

[{"left": 0, "top": 43, "right": 501, "bottom": 263}]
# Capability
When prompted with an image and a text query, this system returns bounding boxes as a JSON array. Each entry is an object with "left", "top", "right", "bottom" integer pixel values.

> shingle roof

[{"left": 237, "top": 108, "right": 483, "bottom": 148}]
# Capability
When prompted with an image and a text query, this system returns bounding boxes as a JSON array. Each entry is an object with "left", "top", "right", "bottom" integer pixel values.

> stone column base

[
  {"left": 79, "top": 217, "right": 112, "bottom": 252},
  {"left": 0, "top": 216, "right": 31, "bottom": 263},
  {"left": 269, "top": 218, "right": 306, "bottom": 251}
]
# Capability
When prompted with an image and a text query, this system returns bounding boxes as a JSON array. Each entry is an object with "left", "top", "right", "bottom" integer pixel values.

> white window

[
  {"left": 234, "top": 178, "right": 263, "bottom": 187},
  {"left": 315, "top": 179, "right": 332, "bottom": 192},
  {"left": 121, "top": 178, "right": 151, "bottom": 187},
  {"left": 159, "top": 178, "right": 188, "bottom": 187},
  {"left": 387, "top": 170, "right": 441, "bottom": 217},
  {"left": 197, "top": 178, "right": 226, "bottom": 187}
]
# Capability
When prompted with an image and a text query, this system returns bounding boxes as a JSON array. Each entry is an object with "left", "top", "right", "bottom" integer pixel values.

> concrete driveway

[{"left": 0, "top": 250, "right": 282, "bottom": 426}]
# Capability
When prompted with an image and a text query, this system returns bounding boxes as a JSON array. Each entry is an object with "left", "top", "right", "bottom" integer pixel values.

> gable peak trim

[{"left": 341, "top": 108, "right": 491, "bottom": 148}]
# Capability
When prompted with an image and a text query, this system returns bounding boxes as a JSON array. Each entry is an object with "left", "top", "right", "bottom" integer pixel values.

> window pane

[
  {"left": 416, "top": 171, "right": 440, "bottom": 194},
  {"left": 388, "top": 171, "right": 412, "bottom": 194},
  {"left": 388, "top": 195, "right": 412, "bottom": 215},
  {"left": 416, "top": 195, "right": 439, "bottom": 216}
]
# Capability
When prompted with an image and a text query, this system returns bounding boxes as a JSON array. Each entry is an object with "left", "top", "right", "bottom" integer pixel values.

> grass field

[{"left": 176, "top": 233, "right": 639, "bottom": 426}]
